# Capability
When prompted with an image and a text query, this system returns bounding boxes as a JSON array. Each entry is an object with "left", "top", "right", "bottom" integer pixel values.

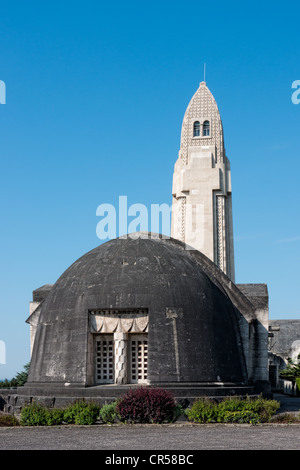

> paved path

[{"left": 1, "top": 422, "right": 300, "bottom": 450}]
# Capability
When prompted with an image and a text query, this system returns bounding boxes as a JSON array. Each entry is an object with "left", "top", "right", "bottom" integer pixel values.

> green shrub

[
  {"left": 44, "top": 408, "right": 64, "bottom": 426},
  {"left": 185, "top": 399, "right": 218, "bottom": 423},
  {"left": 74, "top": 404, "right": 100, "bottom": 425},
  {"left": 63, "top": 400, "right": 100, "bottom": 425},
  {"left": 20, "top": 403, "right": 64, "bottom": 426},
  {"left": 99, "top": 402, "right": 118, "bottom": 424},
  {"left": 217, "top": 396, "right": 245, "bottom": 413},
  {"left": 20, "top": 403, "right": 48, "bottom": 426},
  {"left": 217, "top": 395, "right": 279, "bottom": 422},
  {"left": 241, "top": 396, "right": 280, "bottom": 422},
  {"left": 172, "top": 404, "right": 184, "bottom": 422},
  {"left": 63, "top": 401, "right": 83, "bottom": 424},
  {"left": 221, "top": 410, "right": 260, "bottom": 424},
  {"left": 0, "top": 414, "right": 19, "bottom": 426},
  {"left": 279, "top": 359, "right": 300, "bottom": 382},
  {"left": 20, "top": 400, "right": 100, "bottom": 426},
  {"left": 186, "top": 395, "right": 280, "bottom": 424}
]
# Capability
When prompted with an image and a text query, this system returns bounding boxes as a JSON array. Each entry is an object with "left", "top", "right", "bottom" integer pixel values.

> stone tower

[{"left": 171, "top": 81, "right": 235, "bottom": 281}]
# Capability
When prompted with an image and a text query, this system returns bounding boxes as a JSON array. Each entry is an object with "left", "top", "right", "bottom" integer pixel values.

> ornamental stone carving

[{"left": 90, "top": 309, "right": 149, "bottom": 334}]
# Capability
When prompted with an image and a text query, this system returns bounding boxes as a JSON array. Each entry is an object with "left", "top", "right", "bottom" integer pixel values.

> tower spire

[{"left": 171, "top": 83, "right": 235, "bottom": 281}]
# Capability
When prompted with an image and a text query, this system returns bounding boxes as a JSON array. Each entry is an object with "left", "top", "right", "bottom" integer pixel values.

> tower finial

[{"left": 204, "top": 63, "right": 206, "bottom": 82}]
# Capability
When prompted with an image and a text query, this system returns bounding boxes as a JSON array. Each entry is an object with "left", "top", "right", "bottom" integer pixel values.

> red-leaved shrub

[{"left": 116, "top": 387, "right": 176, "bottom": 423}]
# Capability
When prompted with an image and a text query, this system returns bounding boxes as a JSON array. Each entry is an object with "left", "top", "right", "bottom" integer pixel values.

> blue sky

[{"left": 0, "top": 0, "right": 299, "bottom": 379}]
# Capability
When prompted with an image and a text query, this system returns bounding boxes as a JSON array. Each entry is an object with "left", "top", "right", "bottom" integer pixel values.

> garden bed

[{"left": 0, "top": 388, "right": 288, "bottom": 427}]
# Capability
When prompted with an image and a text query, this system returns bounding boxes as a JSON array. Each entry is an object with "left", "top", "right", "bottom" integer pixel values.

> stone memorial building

[{"left": 11, "top": 82, "right": 275, "bottom": 410}]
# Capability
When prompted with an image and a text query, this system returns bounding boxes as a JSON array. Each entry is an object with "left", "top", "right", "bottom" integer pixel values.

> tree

[
  {"left": 14, "top": 362, "right": 30, "bottom": 386},
  {"left": 0, "top": 362, "right": 30, "bottom": 388},
  {"left": 279, "top": 357, "right": 300, "bottom": 382}
]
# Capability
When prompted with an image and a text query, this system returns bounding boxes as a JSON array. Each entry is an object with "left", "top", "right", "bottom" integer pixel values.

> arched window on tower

[
  {"left": 203, "top": 120, "right": 210, "bottom": 136},
  {"left": 193, "top": 121, "right": 200, "bottom": 137}
]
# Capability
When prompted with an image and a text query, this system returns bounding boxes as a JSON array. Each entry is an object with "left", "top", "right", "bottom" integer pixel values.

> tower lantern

[{"left": 171, "top": 82, "right": 235, "bottom": 281}]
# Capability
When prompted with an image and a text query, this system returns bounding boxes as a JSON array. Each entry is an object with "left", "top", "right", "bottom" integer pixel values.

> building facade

[{"left": 4, "top": 81, "right": 279, "bottom": 415}]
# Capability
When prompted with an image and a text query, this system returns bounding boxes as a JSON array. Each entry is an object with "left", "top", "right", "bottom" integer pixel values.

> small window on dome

[
  {"left": 203, "top": 120, "right": 210, "bottom": 136},
  {"left": 193, "top": 121, "right": 200, "bottom": 137}
]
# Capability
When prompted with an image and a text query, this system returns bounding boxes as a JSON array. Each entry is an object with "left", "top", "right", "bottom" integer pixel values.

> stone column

[{"left": 114, "top": 332, "right": 128, "bottom": 384}]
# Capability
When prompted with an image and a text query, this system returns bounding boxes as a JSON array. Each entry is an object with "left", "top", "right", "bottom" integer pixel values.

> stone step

[
  {"left": 17, "top": 384, "right": 254, "bottom": 398},
  {"left": 10, "top": 384, "right": 255, "bottom": 411}
]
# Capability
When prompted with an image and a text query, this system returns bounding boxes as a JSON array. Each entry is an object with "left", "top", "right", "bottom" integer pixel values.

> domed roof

[{"left": 28, "top": 233, "right": 248, "bottom": 386}]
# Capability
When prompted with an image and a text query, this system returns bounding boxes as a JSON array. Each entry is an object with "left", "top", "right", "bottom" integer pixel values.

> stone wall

[
  {"left": 0, "top": 388, "right": 17, "bottom": 411},
  {"left": 269, "top": 320, "right": 300, "bottom": 361}
]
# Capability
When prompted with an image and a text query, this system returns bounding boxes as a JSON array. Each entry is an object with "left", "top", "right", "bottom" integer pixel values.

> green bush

[
  {"left": 20, "top": 403, "right": 65, "bottom": 426},
  {"left": 241, "top": 396, "right": 279, "bottom": 422},
  {"left": 44, "top": 408, "right": 64, "bottom": 426},
  {"left": 186, "top": 396, "right": 280, "bottom": 424},
  {"left": 279, "top": 358, "right": 300, "bottom": 382},
  {"left": 20, "top": 403, "right": 48, "bottom": 426},
  {"left": 221, "top": 410, "right": 260, "bottom": 424},
  {"left": 74, "top": 404, "right": 100, "bottom": 425},
  {"left": 63, "top": 401, "right": 83, "bottom": 424},
  {"left": 172, "top": 404, "right": 184, "bottom": 422},
  {"left": 185, "top": 399, "right": 218, "bottom": 423},
  {"left": 0, "top": 414, "right": 19, "bottom": 426},
  {"left": 215, "top": 395, "right": 279, "bottom": 422},
  {"left": 18, "top": 394, "right": 281, "bottom": 426},
  {"left": 20, "top": 400, "right": 100, "bottom": 426},
  {"left": 63, "top": 400, "right": 100, "bottom": 425},
  {"left": 99, "top": 402, "right": 118, "bottom": 424}
]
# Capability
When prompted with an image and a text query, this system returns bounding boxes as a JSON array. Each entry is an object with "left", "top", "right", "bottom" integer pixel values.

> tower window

[
  {"left": 203, "top": 120, "right": 210, "bottom": 136},
  {"left": 193, "top": 121, "right": 200, "bottom": 137}
]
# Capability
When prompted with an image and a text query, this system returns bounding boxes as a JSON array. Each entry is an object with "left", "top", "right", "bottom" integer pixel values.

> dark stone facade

[
  {"left": 27, "top": 234, "right": 248, "bottom": 386},
  {"left": 9, "top": 233, "right": 272, "bottom": 413}
]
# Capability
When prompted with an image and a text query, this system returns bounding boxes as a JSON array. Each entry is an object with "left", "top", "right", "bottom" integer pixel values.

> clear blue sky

[{"left": 0, "top": 0, "right": 299, "bottom": 379}]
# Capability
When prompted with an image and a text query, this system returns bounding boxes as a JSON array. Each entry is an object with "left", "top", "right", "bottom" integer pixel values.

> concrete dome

[{"left": 28, "top": 233, "right": 248, "bottom": 387}]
